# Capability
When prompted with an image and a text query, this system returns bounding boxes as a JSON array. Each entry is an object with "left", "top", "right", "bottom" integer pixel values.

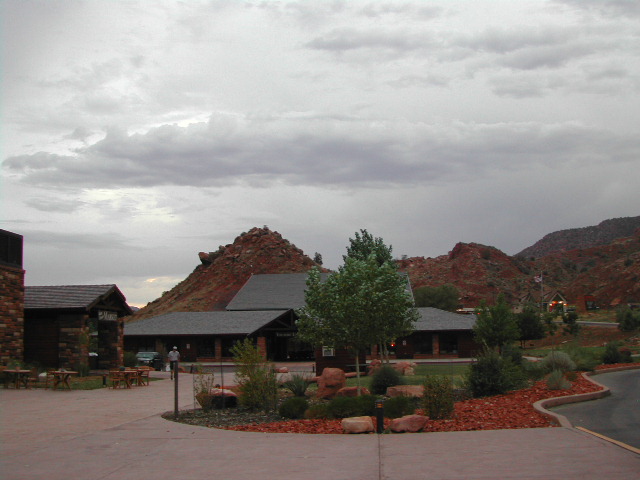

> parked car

[{"left": 136, "top": 351, "right": 164, "bottom": 371}]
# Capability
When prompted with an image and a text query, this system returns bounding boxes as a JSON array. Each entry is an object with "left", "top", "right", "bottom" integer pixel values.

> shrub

[
  {"left": 326, "top": 394, "right": 377, "bottom": 418},
  {"left": 279, "top": 397, "right": 309, "bottom": 419},
  {"left": 123, "top": 351, "right": 137, "bottom": 368},
  {"left": 370, "top": 365, "right": 403, "bottom": 395},
  {"left": 620, "top": 348, "right": 633, "bottom": 363},
  {"left": 521, "top": 359, "right": 546, "bottom": 381},
  {"left": 546, "top": 369, "right": 571, "bottom": 390},
  {"left": 617, "top": 308, "right": 640, "bottom": 332},
  {"left": 602, "top": 342, "right": 623, "bottom": 364},
  {"left": 422, "top": 375, "right": 454, "bottom": 420},
  {"left": 466, "top": 349, "right": 528, "bottom": 398},
  {"left": 540, "top": 351, "right": 576, "bottom": 373},
  {"left": 382, "top": 396, "right": 416, "bottom": 419},
  {"left": 281, "top": 373, "right": 311, "bottom": 397},
  {"left": 561, "top": 343, "right": 599, "bottom": 372},
  {"left": 230, "top": 339, "right": 278, "bottom": 411},
  {"left": 304, "top": 403, "right": 329, "bottom": 419}
]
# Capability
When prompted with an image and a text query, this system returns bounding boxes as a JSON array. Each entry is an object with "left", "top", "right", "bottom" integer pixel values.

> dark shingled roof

[
  {"left": 414, "top": 307, "right": 477, "bottom": 331},
  {"left": 124, "top": 310, "right": 290, "bottom": 336},
  {"left": 25, "top": 285, "right": 131, "bottom": 313},
  {"left": 226, "top": 272, "right": 413, "bottom": 311},
  {"left": 226, "top": 273, "right": 330, "bottom": 311}
]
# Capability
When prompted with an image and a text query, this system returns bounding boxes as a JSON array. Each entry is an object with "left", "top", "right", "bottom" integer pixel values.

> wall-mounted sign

[{"left": 98, "top": 310, "right": 118, "bottom": 322}]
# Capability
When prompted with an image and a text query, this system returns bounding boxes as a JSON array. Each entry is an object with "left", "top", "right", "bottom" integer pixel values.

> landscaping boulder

[
  {"left": 342, "top": 416, "right": 374, "bottom": 434},
  {"left": 393, "top": 361, "right": 417, "bottom": 376},
  {"left": 316, "top": 368, "right": 346, "bottom": 399},
  {"left": 386, "top": 385, "right": 424, "bottom": 398},
  {"left": 389, "top": 414, "right": 428, "bottom": 433},
  {"left": 336, "top": 386, "right": 371, "bottom": 397},
  {"left": 367, "top": 359, "right": 382, "bottom": 375}
]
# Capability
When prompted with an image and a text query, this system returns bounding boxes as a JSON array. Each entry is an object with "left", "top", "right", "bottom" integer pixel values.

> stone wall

[{"left": 0, "top": 264, "right": 25, "bottom": 365}]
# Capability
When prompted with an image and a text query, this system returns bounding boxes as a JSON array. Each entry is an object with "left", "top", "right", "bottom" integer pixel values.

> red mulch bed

[{"left": 224, "top": 363, "right": 639, "bottom": 434}]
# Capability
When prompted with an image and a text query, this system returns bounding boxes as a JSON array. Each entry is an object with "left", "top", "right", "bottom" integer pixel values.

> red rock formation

[{"left": 130, "top": 227, "right": 324, "bottom": 320}]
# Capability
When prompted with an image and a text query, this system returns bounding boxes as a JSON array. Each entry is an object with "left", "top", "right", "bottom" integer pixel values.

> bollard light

[{"left": 375, "top": 398, "right": 385, "bottom": 434}]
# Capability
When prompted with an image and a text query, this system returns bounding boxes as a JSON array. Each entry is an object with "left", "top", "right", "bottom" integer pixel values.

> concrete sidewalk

[{"left": 1, "top": 371, "right": 638, "bottom": 480}]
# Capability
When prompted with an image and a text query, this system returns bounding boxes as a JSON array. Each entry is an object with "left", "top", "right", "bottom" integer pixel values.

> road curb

[{"left": 533, "top": 365, "right": 640, "bottom": 428}]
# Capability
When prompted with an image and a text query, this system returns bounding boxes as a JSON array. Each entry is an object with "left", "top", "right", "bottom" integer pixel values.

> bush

[
  {"left": 281, "top": 373, "right": 311, "bottom": 397},
  {"left": 230, "top": 339, "right": 278, "bottom": 411},
  {"left": 370, "top": 365, "right": 403, "bottom": 395},
  {"left": 561, "top": 343, "right": 599, "bottom": 372},
  {"left": 466, "top": 349, "right": 528, "bottom": 398},
  {"left": 617, "top": 308, "right": 640, "bottom": 332},
  {"left": 123, "top": 351, "right": 137, "bottom": 368},
  {"left": 521, "top": 359, "right": 546, "bottom": 381},
  {"left": 422, "top": 375, "right": 454, "bottom": 420},
  {"left": 382, "top": 396, "right": 416, "bottom": 419},
  {"left": 602, "top": 342, "right": 623, "bottom": 364},
  {"left": 279, "top": 397, "right": 309, "bottom": 419},
  {"left": 304, "top": 403, "right": 329, "bottom": 419},
  {"left": 326, "top": 395, "right": 377, "bottom": 418},
  {"left": 546, "top": 369, "right": 571, "bottom": 390},
  {"left": 540, "top": 351, "right": 576, "bottom": 373}
]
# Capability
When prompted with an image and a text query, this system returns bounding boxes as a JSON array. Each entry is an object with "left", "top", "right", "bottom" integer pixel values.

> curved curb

[{"left": 533, "top": 365, "right": 640, "bottom": 427}]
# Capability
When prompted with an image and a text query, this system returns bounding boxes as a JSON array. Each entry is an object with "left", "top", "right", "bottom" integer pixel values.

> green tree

[
  {"left": 516, "top": 303, "right": 546, "bottom": 348},
  {"left": 413, "top": 284, "right": 460, "bottom": 311},
  {"left": 296, "top": 255, "right": 418, "bottom": 392},
  {"left": 343, "top": 229, "right": 393, "bottom": 266},
  {"left": 562, "top": 311, "right": 581, "bottom": 337},
  {"left": 473, "top": 294, "right": 520, "bottom": 353}
]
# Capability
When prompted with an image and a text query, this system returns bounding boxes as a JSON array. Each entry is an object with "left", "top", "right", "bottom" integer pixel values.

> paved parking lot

[{"left": 1, "top": 370, "right": 638, "bottom": 480}]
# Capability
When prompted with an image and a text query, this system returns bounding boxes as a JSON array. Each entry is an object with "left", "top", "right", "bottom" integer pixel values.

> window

[
  {"left": 0, "top": 229, "right": 22, "bottom": 268},
  {"left": 322, "top": 346, "right": 335, "bottom": 357}
]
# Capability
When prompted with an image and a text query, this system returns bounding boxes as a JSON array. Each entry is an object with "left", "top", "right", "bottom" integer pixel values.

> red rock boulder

[
  {"left": 342, "top": 416, "right": 375, "bottom": 434},
  {"left": 316, "top": 368, "right": 346, "bottom": 399},
  {"left": 336, "top": 386, "right": 371, "bottom": 397},
  {"left": 389, "top": 415, "right": 428, "bottom": 433}
]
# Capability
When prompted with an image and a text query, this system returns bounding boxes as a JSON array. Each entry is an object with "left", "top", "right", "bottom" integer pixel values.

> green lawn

[{"left": 344, "top": 363, "right": 470, "bottom": 390}]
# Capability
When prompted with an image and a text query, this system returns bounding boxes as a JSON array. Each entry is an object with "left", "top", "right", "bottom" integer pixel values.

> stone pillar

[
  {"left": 0, "top": 264, "right": 25, "bottom": 365},
  {"left": 215, "top": 337, "right": 222, "bottom": 360},
  {"left": 256, "top": 336, "right": 267, "bottom": 360},
  {"left": 432, "top": 333, "right": 440, "bottom": 356}
]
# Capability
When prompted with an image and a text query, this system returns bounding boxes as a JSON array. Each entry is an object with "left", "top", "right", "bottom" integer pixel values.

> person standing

[{"left": 168, "top": 346, "right": 180, "bottom": 380}]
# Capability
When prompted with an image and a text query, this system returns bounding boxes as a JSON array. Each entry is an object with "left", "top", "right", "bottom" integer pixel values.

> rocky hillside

[
  {"left": 516, "top": 216, "right": 640, "bottom": 259},
  {"left": 130, "top": 227, "right": 323, "bottom": 320},
  {"left": 398, "top": 229, "right": 640, "bottom": 310},
  {"left": 130, "top": 219, "right": 640, "bottom": 321}
]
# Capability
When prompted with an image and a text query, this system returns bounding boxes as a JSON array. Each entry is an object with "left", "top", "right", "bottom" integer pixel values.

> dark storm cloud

[{"left": 4, "top": 117, "right": 638, "bottom": 190}]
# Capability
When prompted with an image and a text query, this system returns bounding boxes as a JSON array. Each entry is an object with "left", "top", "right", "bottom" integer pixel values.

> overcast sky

[{"left": 2, "top": 0, "right": 639, "bottom": 307}]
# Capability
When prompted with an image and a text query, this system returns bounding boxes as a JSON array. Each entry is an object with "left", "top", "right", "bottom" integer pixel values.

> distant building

[
  {"left": 0, "top": 229, "right": 25, "bottom": 365},
  {"left": 125, "top": 273, "right": 480, "bottom": 372},
  {"left": 24, "top": 285, "right": 132, "bottom": 369}
]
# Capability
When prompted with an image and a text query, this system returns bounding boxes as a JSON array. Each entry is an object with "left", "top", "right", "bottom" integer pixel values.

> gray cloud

[{"left": 5, "top": 116, "right": 639, "bottom": 190}]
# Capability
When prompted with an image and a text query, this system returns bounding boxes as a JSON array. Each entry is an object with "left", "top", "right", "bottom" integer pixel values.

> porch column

[
  {"left": 215, "top": 337, "right": 222, "bottom": 360},
  {"left": 257, "top": 336, "right": 267, "bottom": 360},
  {"left": 432, "top": 333, "right": 440, "bottom": 356}
]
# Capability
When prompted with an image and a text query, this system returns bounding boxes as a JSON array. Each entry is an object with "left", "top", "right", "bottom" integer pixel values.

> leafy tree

[
  {"left": 473, "top": 294, "right": 520, "bottom": 353},
  {"left": 516, "top": 303, "right": 546, "bottom": 347},
  {"left": 313, "top": 252, "right": 323, "bottom": 265},
  {"left": 562, "top": 311, "right": 581, "bottom": 337},
  {"left": 296, "top": 255, "right": 418, "bottom": 392},
  {"left": 413, "top": 284, "right": 460, "bottom": 311},
  {"left": 343, "top": 229, "right": 393, "bottom": 266}
]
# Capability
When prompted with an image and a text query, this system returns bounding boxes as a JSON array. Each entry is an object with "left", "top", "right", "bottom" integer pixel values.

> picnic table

[
  {"left": 3, "top": 369, "right": 31, "bottom": 389},
  {"left": 51, "top": 370, "right": 78, "bottom": 390}
]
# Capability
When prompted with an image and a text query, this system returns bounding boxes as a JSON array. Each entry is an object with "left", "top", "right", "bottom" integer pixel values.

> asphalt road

[{"left": 552, "top": 369, "right": 640, "bottom": 449}]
